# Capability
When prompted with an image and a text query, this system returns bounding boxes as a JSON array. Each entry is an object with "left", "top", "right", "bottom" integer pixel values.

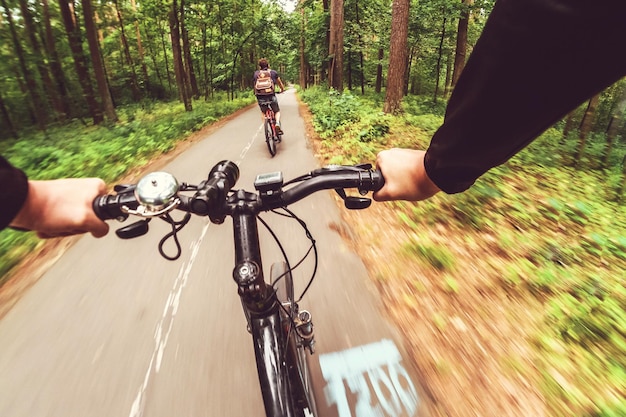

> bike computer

[{"left": 254, "top": 171, "right": 283, "bottom": 194}]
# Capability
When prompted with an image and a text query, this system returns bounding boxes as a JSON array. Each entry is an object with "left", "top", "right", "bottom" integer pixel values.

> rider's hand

[
  {"left": 10, "top": 178, "right": 110, "bottom": 239},
  {"left": 373, "top": 148, "right": 441, "bottom": 202}
]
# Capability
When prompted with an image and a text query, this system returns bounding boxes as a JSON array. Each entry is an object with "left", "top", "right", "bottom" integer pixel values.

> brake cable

[{"left": 157, "top": 212, "right": 192, "bottom": 260}]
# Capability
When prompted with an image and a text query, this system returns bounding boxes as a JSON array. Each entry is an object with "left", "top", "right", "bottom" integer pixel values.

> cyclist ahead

[{"left": 253, "top": 58, "right": 286, "bottom": 135}]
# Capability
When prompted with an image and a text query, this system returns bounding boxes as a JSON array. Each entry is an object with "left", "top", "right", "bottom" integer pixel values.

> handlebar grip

[
  {"left": 93, "top": 193, "right": 138, "bottom": 220},
  {"left": 369, "top": 170, "right": 385, "bottom": 192}
]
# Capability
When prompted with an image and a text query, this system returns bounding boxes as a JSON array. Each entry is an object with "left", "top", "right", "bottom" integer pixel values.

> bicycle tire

[
  {"left": 270, "top": 262, "right": 318, "bottom": 417},
  {"left": 265, "top": 118, "right": 276, "bottom": 157},
  {"left": 250, "top": 305, "right": 293, "bottom": 417}
]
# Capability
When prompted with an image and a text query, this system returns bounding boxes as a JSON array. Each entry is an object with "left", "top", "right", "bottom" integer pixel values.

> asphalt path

[{"left": 0, "top": 90, "right": 430, "bottom": 417}]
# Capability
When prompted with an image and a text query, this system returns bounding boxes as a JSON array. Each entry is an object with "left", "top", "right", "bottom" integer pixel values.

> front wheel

[
  {"left": 271, "top": 262, "right": 318, "bottom": 417},
  {"left": 265, "top": 118, "right": 276, "bottom": 157}
]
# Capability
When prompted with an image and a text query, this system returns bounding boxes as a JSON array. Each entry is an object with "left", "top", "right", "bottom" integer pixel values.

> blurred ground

[
  {"left": 0, "top": 100, "right": 550, "bottom": 417},
  {"left": 298, "top": 101, "right": 550, "bottom": 417}
]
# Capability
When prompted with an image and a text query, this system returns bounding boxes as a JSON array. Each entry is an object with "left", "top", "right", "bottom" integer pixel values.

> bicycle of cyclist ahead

[
  {"left": 93, "top": 160, "right": 384, "bottom": 417},
  {"left": 259, "top": 98, "right": 282, "bottom": 157}
]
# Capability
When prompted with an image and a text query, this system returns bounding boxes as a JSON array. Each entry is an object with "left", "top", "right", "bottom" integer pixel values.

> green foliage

[
  {"left": 0, "top": 95, "right": 254, "bottom": 284},
  {"left": 403, "top": 236, "right": 457, "bottom": 271},
  {"left": 301, "top": 87, "right": 626, "bottom": 416},
  {"left": 300, "top": 87, "right": 363, "bottom": 134},
  {"left": 0, "top": 231, "right": 40, "bottom": 280}
]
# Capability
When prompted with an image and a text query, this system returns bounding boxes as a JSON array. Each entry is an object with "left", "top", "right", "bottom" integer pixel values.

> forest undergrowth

[
  {"left": 299, "top": 87, "right": 625, "bottom": 417},
  {"left": 0, "top": 93, "right": 255, "bottom": 280}
]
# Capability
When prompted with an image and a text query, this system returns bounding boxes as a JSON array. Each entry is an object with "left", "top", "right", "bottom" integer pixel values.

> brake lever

[
  {"left": 334, "top": 188, "right": 372, "bottom": 210},
  {"left": 116, "top": 219, "right": 151, "bottom": 239},
  {"left": 114, "top": 184, "right": 136, "bottom": 193}
]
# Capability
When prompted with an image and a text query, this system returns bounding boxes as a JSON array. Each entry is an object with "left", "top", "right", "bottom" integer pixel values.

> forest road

[{"left": 0, "top": 90, "right": 430, "bottom": 417}]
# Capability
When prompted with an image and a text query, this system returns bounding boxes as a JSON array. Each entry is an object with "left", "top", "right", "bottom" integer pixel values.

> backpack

[{"left": 254, "top": 70, "right": 275, "bottom": 96}]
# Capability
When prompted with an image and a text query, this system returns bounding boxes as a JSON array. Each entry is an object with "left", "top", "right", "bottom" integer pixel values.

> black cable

[
  {"left": 158, "top": 212, "right": 191, "bottom": 260},
  {"left": 266, "top": 207, "right": 318, "bottom": 302}
]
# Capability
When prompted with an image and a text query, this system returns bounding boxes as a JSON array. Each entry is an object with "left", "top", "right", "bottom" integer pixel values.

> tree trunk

[
  {"left": 82, "top": 0, "right": 117, "bottom": 123},
  {"left": 347, "top": 49, "right": 353, "bottom": 90},
  {"left": 451, "top": 0, "right": 471, "bottom": 89},
  {"left": 322, "top": 0, "right": 330, "bottom": 83},
  {"left": 169, "top": 0, "right": 192, "bottom": 111},
  {"left": 433, "top": 15, "right": 446, "bottom": 104},
  {"left": 383, "top": 0, "right": 410, "bottom": 114},
  {"left": 0, "top": 92, "right": 18, "bottom": 139},
  {"left": 601, "top": 86, "right": 626, "bottom": 169},
  {"left": 58, "top": 0, "right": 102, "bottom": 124},
  {"left": 130, "top": 0, "right": 151, "bottom": 94},
  {"left": 444, "top": 51, "right": 452, "bottom": 97},
  {"left": 158, "top": 19, "right": 174, "bottom": 93},
  {"left": 2, "top": 0, "right": 48, "bottom": 130},
  {"left": 19, "top": 0, "right": 66, "bottom": 123},
  {"left": 375, "top": 48, "right": 383, "bottom": 93},
  {"left": 562, "top": 110, "right": 577, "bottom": 142},
  {"left": 114, "top": 0, "right": 142, "bottom": 101},
  {"left": 180, "top": 0, "right": 199, "bottom": 99},
  {"left": 574, "top": 93, "right": 600, "bottom": 164},
  {"left": 143, "top": 21, "right": 165, "bottom": 97},
  {"left": 42, "top": 0, "right": 72, "bottom": 119},
  {"left": 299, "top": 3, "right": 307, "bottom": 89},
  {"left": 328, "top": 0, "right": 344, "bottom": 91},
  {"left": 355, "top": 0, "right": 365, "bottom": 95}
]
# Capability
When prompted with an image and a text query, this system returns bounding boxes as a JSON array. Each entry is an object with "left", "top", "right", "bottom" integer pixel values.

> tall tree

[
  {"left": 42, "top": 0, "right": 72, "bottom": 118},
  {"left": 298, "top": 1, "right": 307, "bottom": 89},
  {"left": 19, "top": 0, "right": 66, "bottom": 122},
  {"left": 353, "top": 0, "right": 365, "bottom": 94},
  {"left": 451, "top": 0, "right": 471, "bottom": 89},
  {"left": 375, "top": 48, "right": 384, "bottom": 93},
  {"left": 58, "top": 0, "right": 103, "bottom": 124},
  {"left": 383, "top": 0, "right": 410, "bottom": 114},
  {"left": 114, "top": 0, "right": 142, "bottom": 101},
  {"left": 0, "top": 91, "right": 18, "bottom": 139},
  {"left": 82, "top": 0, "right": 117, "bottom": 122},
  {"left": 433, "top": 13, "right": 447, "bottom": 103},
  {"left": 328, "top": 0, "right": 344, "bottom": 90},
  {"left": 574, "top": 94, "right": 601, "bottom": 164},
  {"left": 180, "top": 0, "right": 199, "bottom": 99},
  {"left": 601, "top": 85, "right": 626, "bottom": 169},
  {"left": 2, "top": 0, "right": 48, "bottom": 130},
  {"left": 169, "top": 0, "right": 192, "bottom": 111},
  {"left": 130, "top": 0, "right": 151, "bottom": 94}
]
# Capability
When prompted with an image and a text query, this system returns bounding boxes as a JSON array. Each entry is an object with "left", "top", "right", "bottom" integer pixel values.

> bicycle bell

[{"left": 135, "top": 171, "right": 180, "bottom": 212}]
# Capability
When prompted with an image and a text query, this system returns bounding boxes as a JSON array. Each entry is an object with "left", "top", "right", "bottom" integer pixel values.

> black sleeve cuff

[{"left": 0, "top": 157, "right": 29, "bottom": 230}]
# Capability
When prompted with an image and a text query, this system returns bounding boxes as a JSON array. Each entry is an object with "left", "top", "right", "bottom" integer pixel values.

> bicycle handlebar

[{"left": 93, "top": 160, "right": 384, "bottom": 222}]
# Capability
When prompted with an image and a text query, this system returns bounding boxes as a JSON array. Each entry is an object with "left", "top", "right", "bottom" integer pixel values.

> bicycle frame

[
  {"left": 265, "top": 108, "right": 277, "bottom": 134},
  {"left": 231, "top": 198, "right": 296, "bottom": 417}
]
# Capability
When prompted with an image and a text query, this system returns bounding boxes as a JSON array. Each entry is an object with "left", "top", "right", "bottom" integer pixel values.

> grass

[
  {"left": 299, "top": 86, "right": 626, "bottom": 417},
  {"left": 0, "top": 92, "right": 256, "bottom": 283}
]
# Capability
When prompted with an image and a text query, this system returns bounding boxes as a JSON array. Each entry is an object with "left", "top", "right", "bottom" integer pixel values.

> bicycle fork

[{"left": 230, "top": 203, "right": 298, "bottom": 417}]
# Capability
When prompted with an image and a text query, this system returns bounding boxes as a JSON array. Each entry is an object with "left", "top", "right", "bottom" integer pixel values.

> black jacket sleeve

[
  {"left": 424, "top": 0, "right": 626, "bottom": 193},
  {"left": 0, "top": 156, "right": 29, "bottom": 230}
]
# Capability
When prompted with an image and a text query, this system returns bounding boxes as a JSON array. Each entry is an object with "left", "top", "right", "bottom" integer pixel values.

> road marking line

[
  {"left": 128, "top": 221, "right": 210, "bottom": 417},
  {"left": 235, "top": 124, "right": 263, "bottom": 165},
  {"left": 128, "top": 126, "right": 264, "bottom": 416}
]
